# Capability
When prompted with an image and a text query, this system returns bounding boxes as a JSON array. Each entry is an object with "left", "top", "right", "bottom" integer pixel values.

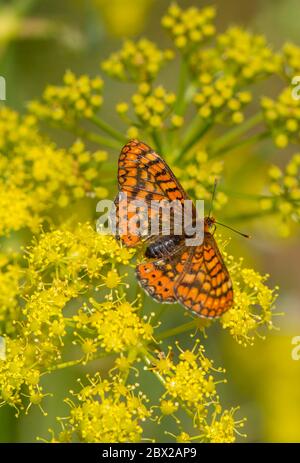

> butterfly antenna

[
  {"left": 208, "top": 178, "right": 218, "bottom": 218},
  {"left": 214, "top": 221, "right": 251, "bottom": 239}
]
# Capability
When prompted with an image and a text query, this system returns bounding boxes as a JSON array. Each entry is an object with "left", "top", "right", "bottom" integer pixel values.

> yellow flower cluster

[
  {"left": 0, "top": 107, "right": 41, "bottom": 234},
  {"left": 188, "top": 27, "right": 280, "bottom": 127},
  {"left": 0, "top": 337, "right": 50, "bottom": 416},
  {"left": 74, "top": 298, "right": 153, "bottom": 354},
  {"left": 261, "top": 154, "right": 300, "bottom": 237},
  {"left": 23, "top": 280, "right": 79, "bottom": 340},
  {"left": 0, "top": 106, "right": 39, "bottom": 151},
  {"left": 281, "top": 42, "right": 300, "bottom": 78},
  {"left": 54, "top": 373, "right": 151, "bottom": 442},
  {"left": 175, "top": 150, "right": 228, "bottom": 209},
  {"left": 162, "top": 3, "right": 216, "bottom": 50},
  {"left": 151, "top": 342, "right": 245, "bottom": 442},
  {"left": 130, "top": 84, "right": 176, "bottom": 129},
  {"left": 102, "top": 38, "right": 174, "bottom": 82},
  {"left": 29, "top": 71, "right": 104, "bottom": 124},
  {"left": 220, "top": 242, "right": 279, "bottom": 345},
  {"left": 0, "top": 182, "right": 41, "bottom": 236},
  {"left": 0, "top": 255, "right": 22, "bottom": 335},
  {"left": 261, "top": 88, "right": 300, "bottom": 148},
  {"left": 26, "top": 224, "right": 134, "bottom": 281},
  {"left": 0, "top": 224, "right": 136, "bottom": 413},
  {"left": 217, "top": 27, "right": 280, "bottom": 80},
  {"left": 162, "top": 347, "right": 221, "bottom": 407},
  {"left": 194, "top": 75, "right": 252, "bottom": 124},
  {"left": 191, "top": 27, "right": 280, "bottom": 83},
  {"left": 204, "top": 408, "right": 245, "bottom": 443},
  {"left": 0, "top": 107, "right": 109, "bottom": 235}
]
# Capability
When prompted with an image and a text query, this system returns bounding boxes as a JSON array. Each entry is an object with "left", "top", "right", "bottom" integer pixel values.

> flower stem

[
  {"left": 207, "top": 112, "right": 264, "bottom": 155},
  {"left": 209, "top": 131, "right": 269, "bottom": 158},
  {"left": 174, "top": 117, "right": 213, "bottom": 161},
  {"left": 75, "top": 127, "right": 121, "bottom": 149},
  {"left": 46, "top": 352, "right": 114, "bottom": 372},
  {"left": 151, "top": 129, "right": 164, "bottom": 153},
  {"left": 46, "top": 358, "right": 83, "bottom": 371},
  {"left": 224, "top": 208, "right": 276, "bottom": 223},
  {"left": 90, "top": 115, "right": 127, "bottom": 143},
  {"left": 141, "top": 349, "right": 166, "bottom": 386},
  {"left": 174, "top": 59, "right": 189, "bottom": 116},
  {"left": 156, "top": 319, "right": 208, "bottom": 341},
  {"left": 219, "top": 188, "right": 273, "bottom": 201}
]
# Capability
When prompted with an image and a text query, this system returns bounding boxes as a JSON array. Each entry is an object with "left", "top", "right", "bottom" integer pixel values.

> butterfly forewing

[{"left": 114, "top": 140, "right": 189, "bottom": 246}]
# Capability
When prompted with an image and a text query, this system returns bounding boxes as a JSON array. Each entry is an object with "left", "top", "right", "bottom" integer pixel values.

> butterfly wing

[
  {"left": 114, "top": 140, "right": 234, "bottom": 319},
  {"left": 114, "top": 140, "right": 189, "bottom": 247},
  {"left": 174, "top": 233, "right": 233, "bottom": 318},
  {"left": 136, "top": 244, "right": 190, "bottom": 303}
]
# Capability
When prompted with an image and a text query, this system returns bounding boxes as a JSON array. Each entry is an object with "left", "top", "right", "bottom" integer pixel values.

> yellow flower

[
  {"left": 204, "top": 409, "right": 246, "bottom": 443},
  {"left": 75, "top": 298, "right": 153, "bottom": 353},
  {"left": 54, "top": 373, "right": 151, "bottom": 442},
  {"left": 264, "top": 153, "right": 300, "bottom": 231},
  {"left": 102, "top": 38, "right": 173, "bottom": 82},
  {"left": 162, "top": 3, "right": 216, "bottom": 51},
  {"left": 262, "top": 88, "right": 300, "bottom": 147},
  {"left": 220, "top": 248, "right": 279, "bottom": 345},
  {"left": 29, "top": 72, "right": 104, "bottom": 125}
]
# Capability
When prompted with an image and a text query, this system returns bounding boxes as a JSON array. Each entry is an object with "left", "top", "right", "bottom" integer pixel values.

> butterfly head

[{"left": 204, "top": 216, "right": 216, "bottom": 233}]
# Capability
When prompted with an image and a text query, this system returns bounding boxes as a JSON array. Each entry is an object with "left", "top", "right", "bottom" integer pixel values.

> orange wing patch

[
  {"left": 136, "top": 246, "right": 190, "bottom": 303},
  {"left": 174, "top": 234, "right": 233, "bottom": 318}
]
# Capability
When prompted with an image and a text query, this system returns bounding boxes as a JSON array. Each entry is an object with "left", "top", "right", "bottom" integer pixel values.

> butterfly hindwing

[
  {"left": 174, "top": 233, "right": 233, "bottom": 318},
  {"left": 136, "top": 244, "right": 190, "bottom": 303}
]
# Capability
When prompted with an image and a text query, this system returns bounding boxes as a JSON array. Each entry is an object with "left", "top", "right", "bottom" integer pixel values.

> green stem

[
  {"left": 141, "top": 349, "right": 166, "bottom": 386},
  {"left": 46, "top": 358, "right": 83, "bottom": 371},
  {"left": 156, "top": 319, "right": 207, "bottom": 341},
  {"left": 208, "top": 112, "right": 264, "bottom": 155},
  {"left": 174, "top": 117, "right": 213, "bottom": 161},
  {"left": 209, "top": 131, "right": 269, "bottom": 159},
  {"left": 151, "top": 129, "right": 164, "bottom": 153},
  {"left": 174, "top": 59, "right": 189, "bottom": 116},
  {"left": 71, "top": 126, "right": 121, "bottom": 150},
  {"left": 46, "top": 351, "right": 115, "bottom": 372},
  {"left": 224, "top": 208, "right": 276, "bottom": 223},
  {"left": 219, "top": 188, "right": 273, "bottom": 201},
  {"left": 90, "top": 115, "right": 127, "bottom": 143}
]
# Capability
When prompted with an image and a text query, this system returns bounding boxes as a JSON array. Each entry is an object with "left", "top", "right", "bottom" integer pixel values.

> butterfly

[{"left": 113, "top": 139, "right": 233, "bottom": 319}]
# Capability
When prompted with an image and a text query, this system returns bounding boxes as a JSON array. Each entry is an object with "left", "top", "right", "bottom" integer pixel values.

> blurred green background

[{"left": 0, "top": 0, "right": 300, "bottom": 443}]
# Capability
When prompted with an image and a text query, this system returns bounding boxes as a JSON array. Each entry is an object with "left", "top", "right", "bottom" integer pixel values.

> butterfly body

[
  {"left": 145, "top": 235, "right": 183, "bottom": 259},
  {"left": 114, "top": 140, "right": 234, "bottom": 319}
]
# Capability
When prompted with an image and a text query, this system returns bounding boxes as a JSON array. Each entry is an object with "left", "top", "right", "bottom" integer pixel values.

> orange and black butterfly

[{"left": 113, "top": 139, "right": 234, "bottom": 319}]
